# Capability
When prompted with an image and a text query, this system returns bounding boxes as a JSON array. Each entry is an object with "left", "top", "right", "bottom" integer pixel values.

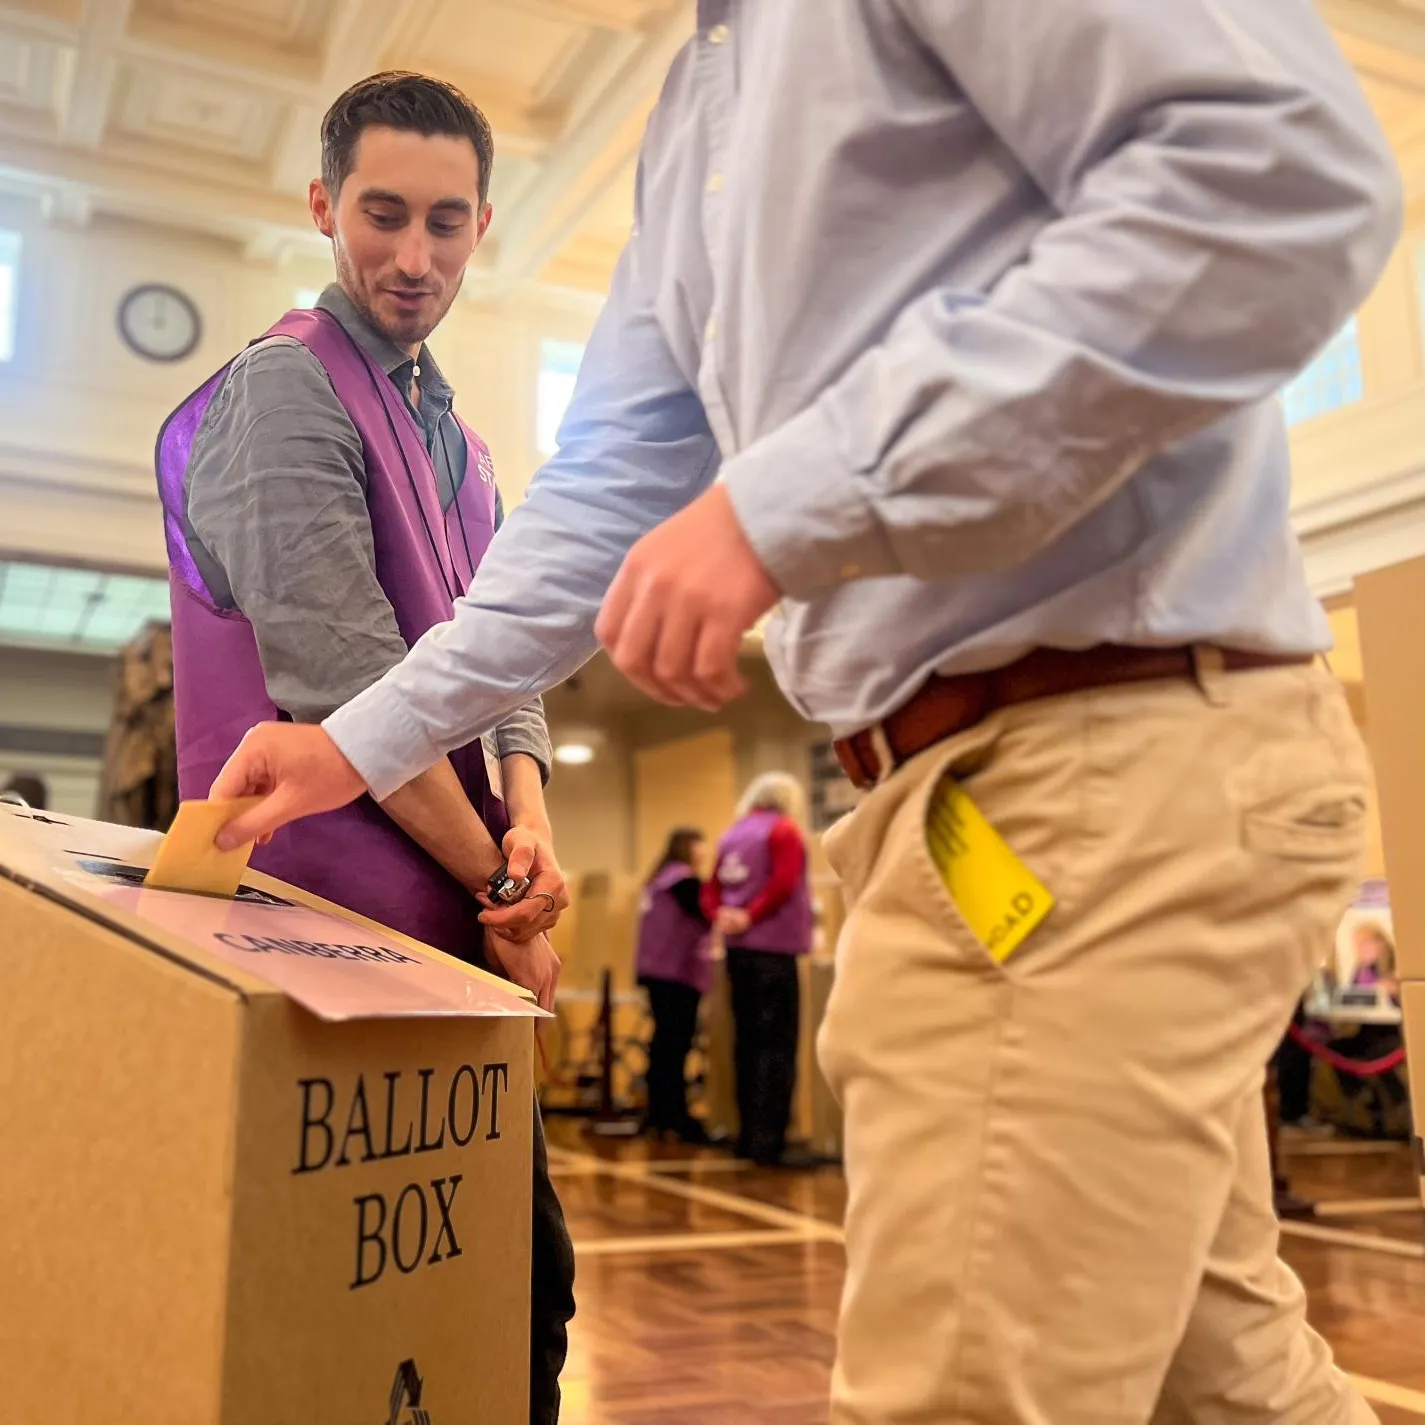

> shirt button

[
  {"left": 704, "top": 318, "right": 717, "bottom": 341},
  {"left": 706, "top": 172, "right": 724, "bottom": 194},
  {"left": 708, "top": 23, "right": 730, "bottom": 44}
]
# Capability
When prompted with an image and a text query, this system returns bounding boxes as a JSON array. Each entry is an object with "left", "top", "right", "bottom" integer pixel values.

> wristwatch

[{"left": 486, "top": 863, "right": 531, "bottom": 906}]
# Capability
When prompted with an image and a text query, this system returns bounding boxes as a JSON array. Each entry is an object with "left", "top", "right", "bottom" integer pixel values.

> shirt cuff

[
  {"left": 323, "top": 678, "right": 443, "bottom": 803},
  {"left": 718, "top": 399, "right": 901, "bottom": 601},
  {"left": 495, "top": 724, "right": 553, "bottom": 785}
]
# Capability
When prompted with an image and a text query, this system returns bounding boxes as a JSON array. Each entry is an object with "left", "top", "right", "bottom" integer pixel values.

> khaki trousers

[{"left": 818, "top": 661, "right": 1374, "bottom": 1425}]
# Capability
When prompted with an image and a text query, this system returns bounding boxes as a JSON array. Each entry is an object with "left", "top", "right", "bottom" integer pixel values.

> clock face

[{"left": 117, "top": 284, "right": 201, "bottom": 363}]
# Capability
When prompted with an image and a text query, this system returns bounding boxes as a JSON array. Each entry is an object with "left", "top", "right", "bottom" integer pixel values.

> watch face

[
  {"left": 490, "top": 870, "right": 531, "bottom": 904},
  {"left": 117, "top": 283, "right": 201, "bottom": 363}
]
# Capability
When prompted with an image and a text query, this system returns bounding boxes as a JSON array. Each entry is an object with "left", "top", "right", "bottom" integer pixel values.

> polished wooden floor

[{"left": 545, "top": 1119, "right": 1425, "bottom": 1424}]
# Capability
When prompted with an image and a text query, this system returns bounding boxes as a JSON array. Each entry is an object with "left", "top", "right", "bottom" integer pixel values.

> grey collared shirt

[
  {"left": 326, "top": 0, "right": 1400, "bottom": 802},
  {"left": 184, "top": 283, "right": 550, "bottom": 778}
]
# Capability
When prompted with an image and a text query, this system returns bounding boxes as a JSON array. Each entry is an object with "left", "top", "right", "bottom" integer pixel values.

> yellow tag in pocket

[{"left": 925, "top": 777, "right": 1054, "bottom": 963}]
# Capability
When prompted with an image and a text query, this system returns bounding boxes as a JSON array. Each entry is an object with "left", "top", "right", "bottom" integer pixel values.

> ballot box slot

[
  {"left": 70, "top": 854, "right": 294, "bottom": 907},
  {"left": 0, "top": 860, "right": 251, "bottom": 1000}
]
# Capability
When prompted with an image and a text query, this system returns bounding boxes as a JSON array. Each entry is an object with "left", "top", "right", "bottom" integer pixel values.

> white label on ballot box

[
  {"left": 89, "top": 884, "right": 543, "bottom": 1022},
  {"left": 1, "top": 805, "right": 543, "bottom": 1023}
]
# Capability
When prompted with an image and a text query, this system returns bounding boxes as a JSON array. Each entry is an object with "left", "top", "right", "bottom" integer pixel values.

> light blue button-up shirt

[{"left": 328, "top": 0, "right": 1401, "bottom": 801}]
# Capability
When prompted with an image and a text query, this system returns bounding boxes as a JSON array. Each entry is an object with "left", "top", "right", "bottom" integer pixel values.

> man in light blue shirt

[{"left": 215, "top": 5, "right": 1400, "bottom": 1420}]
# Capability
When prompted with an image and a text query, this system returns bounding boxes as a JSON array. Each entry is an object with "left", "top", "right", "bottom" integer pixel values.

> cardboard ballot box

[{"left": 0, "top": 803, "right": 544, "bottom": 1425}]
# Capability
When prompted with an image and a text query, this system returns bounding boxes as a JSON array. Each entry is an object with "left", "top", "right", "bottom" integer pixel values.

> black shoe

[
  {"left": 754, "top": 1143, "right": 820, "bottom": 1171},
  {"left": 675, "top": 1119, "right": 724, "bottom": 1147}
]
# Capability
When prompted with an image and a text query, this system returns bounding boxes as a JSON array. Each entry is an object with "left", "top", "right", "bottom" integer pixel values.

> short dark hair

[
  {"left": 1, "top": 772, "right": 48, "bottom": 809},
  {"left": 320, "top": 71, "right": 494, "bottom": 207}
]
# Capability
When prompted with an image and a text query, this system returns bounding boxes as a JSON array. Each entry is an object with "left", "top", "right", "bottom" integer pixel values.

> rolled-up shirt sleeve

[
  {"left": 485, "top": 455, "right": 554, "bottom": 783},
  {"left": 495, "top": 697, "right": 553, "bottom": 784},
  {"left": 325, "top": 206, "right": 722, "bottom": 801},
  {"left": 720, "top": 0, "right": 1403, "bottom": 600}
]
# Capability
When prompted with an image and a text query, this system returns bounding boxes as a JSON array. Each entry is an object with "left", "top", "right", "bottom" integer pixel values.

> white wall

[
  {"left": 0, "top": 646, "right": 116, "bottom": 733},
  {"left": 0, "top": 755, "right": 101, "bottom": 818},
  {"left": 0, "top": 646, "right": 116, "bottom": 816},
  {"left": 541, "top": 735, "right": 635, "bottom": 879},
  {"left": 0, "top": 193, "right": 601, "bottom": 575}
]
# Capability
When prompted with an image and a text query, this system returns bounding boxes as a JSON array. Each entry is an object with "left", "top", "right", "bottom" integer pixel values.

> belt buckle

[{"left": 865, "top": 722, "right": 896, "bottom": 789}]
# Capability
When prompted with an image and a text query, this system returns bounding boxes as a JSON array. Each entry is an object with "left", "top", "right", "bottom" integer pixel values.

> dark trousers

[
  {"left": 531, "top": 1103, "right": 575, "bottom": 1425},
  {"left": 1273, "top": 1008, "right": 1314, "bottom": 1124},
  {"left": 470, "top": 936, "right": 573, "bottom": 1422},
  {"left": 641, "top": 976, "right": 703, "bottom": 1130},
  {"left": 726, "top": 947, "right": 801, "bottom": 1165}
]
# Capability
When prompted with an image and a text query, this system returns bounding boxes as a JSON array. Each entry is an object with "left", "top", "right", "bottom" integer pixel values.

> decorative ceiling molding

[
  {"left": 492, "top": 0, "right": 691, "bottom": 283},
  {"left": 58, "top": 0, "right": 131, "bottom": 148},
  {"left": 0, "top": 0, "right": 694, "bottom": 294},
  {"left": 0, "top": 439, "right": 155, "bottom": 501},
  {"left": 0, "top": 2, "right": 1418, "bottom": 301},
  {"left": 1294, "top": 460, "right": 1425, "bottom": 596}
]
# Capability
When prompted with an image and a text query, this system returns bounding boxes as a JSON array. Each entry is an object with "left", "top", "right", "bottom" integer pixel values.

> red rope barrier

[{"left": 1287, "top": 1022, "right": 1406, "bottom": 1078}]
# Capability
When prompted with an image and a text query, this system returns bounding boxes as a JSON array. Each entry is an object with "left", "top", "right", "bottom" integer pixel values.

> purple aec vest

[
  {"left": 155, "top": 307, "right": 506, "bottom": 959},
  {"left": 635, "top": 861, "right": 713, "bottom": 994},
  {"left": 715, "top": 809, "right": 814, "bottom": 955}
]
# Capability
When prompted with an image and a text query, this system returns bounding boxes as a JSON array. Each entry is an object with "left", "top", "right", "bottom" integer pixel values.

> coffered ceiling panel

[
  {"left": 0, "top": 0, "right": 694, "bottom": 294},
  {"left": 130, "top": 0, "right": 336, "bottom": 54},
  {"left": 401, "top": 0, "right": 583, "bottom": 95},
  {"left": 3, "top": 0, "right": 81, "bottom": 27},
  {"left": 113, "top": 65, "right": 281, "bottom": 160},
  {"left": 0, "top": 32, "right": 66, "bottom": 117},
  {"left": 4, "top": 0, "right": 1417, "bottom": 303}
]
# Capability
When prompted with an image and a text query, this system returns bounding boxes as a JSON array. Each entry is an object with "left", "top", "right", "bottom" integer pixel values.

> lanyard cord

[
  {"left": 438, "top": 417, "right": 478, "bottom": 586},
  {"left": 322, "top": 311, "right": 462, "bottom": 604}
]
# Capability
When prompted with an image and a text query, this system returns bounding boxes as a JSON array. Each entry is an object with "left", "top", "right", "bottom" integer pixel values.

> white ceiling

[
  {"left": 0, "top": 0, "right": 693, "bottom": 294},
  {"left": 3, "top": 2, "right": 1425, "bottom": 299}
]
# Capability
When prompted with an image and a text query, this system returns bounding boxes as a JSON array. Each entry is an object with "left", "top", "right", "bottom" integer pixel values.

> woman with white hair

[{"left": 703, "top": 771, "right": 814, "bottom": 1168}]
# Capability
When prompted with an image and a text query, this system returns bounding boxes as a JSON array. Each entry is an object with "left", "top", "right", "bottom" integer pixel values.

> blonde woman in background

[
  {"left": 1349, "top": 922, "right": 1398, "bottom": 999},
  {"left": 704, "top": 772, "right": 814, "bottom": 1169}
]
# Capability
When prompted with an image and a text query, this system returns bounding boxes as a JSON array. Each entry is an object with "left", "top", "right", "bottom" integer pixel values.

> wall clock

[{"left": 117, "top": 284, "right": 201, "bottom": 363}]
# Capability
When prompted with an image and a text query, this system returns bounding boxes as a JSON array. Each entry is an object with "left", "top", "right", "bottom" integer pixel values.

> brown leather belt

[{"left": 833, "top": 645, "right": 1314, "bottom": 792}]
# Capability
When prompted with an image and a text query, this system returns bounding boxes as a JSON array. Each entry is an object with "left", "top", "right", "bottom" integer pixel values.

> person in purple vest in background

[
  {"left": 634, "top": 826, "right": 715, "bottom": 1144},
  {"left": 153, "top": 73, "right": 574, "bottom": 1425},
  {"left": 704, "top": 773, "right": 815, "bottom": 1169}
]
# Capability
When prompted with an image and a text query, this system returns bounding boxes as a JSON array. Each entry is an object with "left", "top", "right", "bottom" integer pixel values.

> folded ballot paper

[{"left": 144, "top": 796, "right": 262, "bottom": 898}]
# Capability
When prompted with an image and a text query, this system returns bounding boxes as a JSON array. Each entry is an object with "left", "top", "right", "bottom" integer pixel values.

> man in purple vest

[{"left": 154, "top": 72, "right": 574, "bottom": 1425}]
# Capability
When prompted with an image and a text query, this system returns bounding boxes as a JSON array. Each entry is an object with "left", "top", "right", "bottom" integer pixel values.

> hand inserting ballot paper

[{"left": 143, "top": 797, "right": 263, "bottom": 899}]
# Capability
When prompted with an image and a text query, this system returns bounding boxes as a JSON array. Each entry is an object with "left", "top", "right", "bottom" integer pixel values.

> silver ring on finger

[{"left": 532, "top": 891, "right": 558, "bottom": 917}]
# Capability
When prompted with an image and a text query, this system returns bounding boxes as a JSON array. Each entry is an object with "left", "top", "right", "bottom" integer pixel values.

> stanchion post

[{"left": 586, "top": 966, "right": 641, "bottom": 1139}]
